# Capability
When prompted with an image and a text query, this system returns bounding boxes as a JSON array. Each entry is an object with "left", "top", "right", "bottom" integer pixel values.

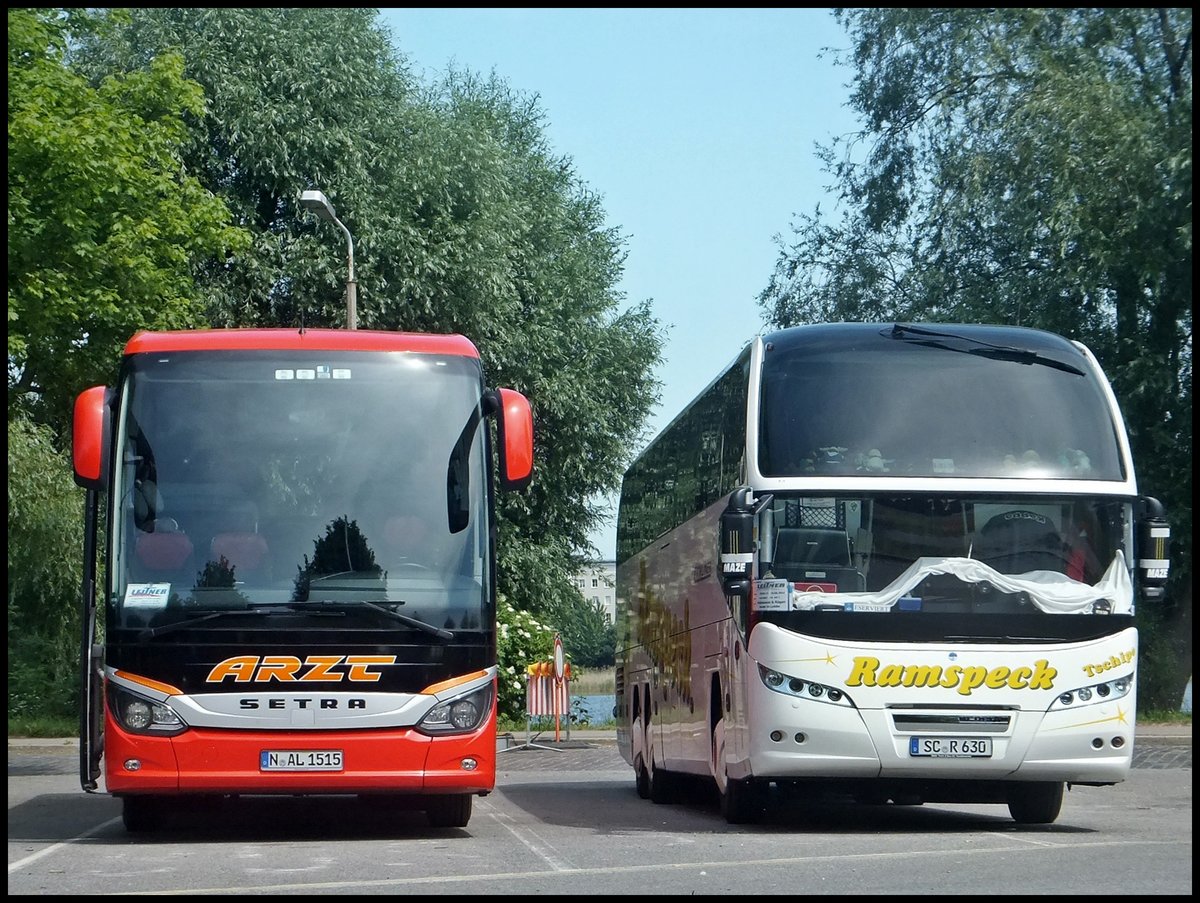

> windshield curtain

[
  {"left": 755, "top": 494, "right": 1135, "bottom": 617},
  {"left": 109, "top": 349, "right": 491, "bottom": 634}
]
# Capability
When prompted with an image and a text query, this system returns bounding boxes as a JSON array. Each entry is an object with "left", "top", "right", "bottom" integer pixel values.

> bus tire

[
  {"left": 1007, "top": 781, "right": 1064, "bottom": 825},
  {"left": 634, "top": 754, "right": 651, "bottom": 799},
  {"left": 426, "top": 793, "right": 472, "bottom": 828},
  {"left": 720, "top": 775, "right": 762, "bottom": 824},
  {"left": 648, "top": 756, "right": 676, "bottom": 804},
  {"left": 122, "top": 796, "right": 166, "bottom": 833}
]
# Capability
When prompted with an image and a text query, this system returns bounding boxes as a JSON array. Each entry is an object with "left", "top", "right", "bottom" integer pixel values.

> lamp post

[{"left": 300, "top": 189, "right": 357, "bottom": 330}]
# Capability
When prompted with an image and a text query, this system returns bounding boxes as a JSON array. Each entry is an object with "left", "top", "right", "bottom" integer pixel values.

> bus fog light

[
  {"left": 1112, "top": 736, "right": 1125, "bottom": 748},
  {"left": 461, "top": 757, "right": 478, "bottom": 770},
  {"left": 1091, "top": 737, "right": 1104, "bottom": 749},
  {"left": 770, "top": 730, "right": 784, "bottom": 742},
  {"left": 124, "top": 759, "right": 141, "bottom": 771}
]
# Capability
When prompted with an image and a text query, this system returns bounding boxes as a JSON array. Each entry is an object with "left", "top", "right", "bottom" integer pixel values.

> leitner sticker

[
  {"left": 125, "top": 583, "right": 171, "bottom": 608},
  {"left": 755, "top": 579, "right": 791, "bottom": 611}
]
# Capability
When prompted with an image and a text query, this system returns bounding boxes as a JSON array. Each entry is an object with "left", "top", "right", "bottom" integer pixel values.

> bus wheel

[
  {"left": 720, "top": 775, "right": 762, "bottom": 824},
  {"left": 648, "top": 753, "right": 676, "bottom": 804},
  {"left": 122, "top": 796, "right": 166, "bottom": 833},
  {"left": 426, "top": 793, "right": 472, "bottom": 828},
  {"left": 711, "top": 716, "right": 728, "bottom": 795},
  {"left": 634, "top": 754, "right": 651, "bottom": 799},
  {"left": 1007, "top": 781, "right": 1064, "bottom": 824}
]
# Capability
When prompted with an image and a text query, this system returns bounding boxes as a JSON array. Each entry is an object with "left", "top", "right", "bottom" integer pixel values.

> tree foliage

[
  {"left": 7, "top": 416, "right": 85, "bottom": 719},
  {"left": 760, "top": 8, "right": 1192, "bottom": 707},
  {"left": 8, "top": 9, "right": 661, "bottom": 721},
  {"left": 74, "top": 9, "right": 663, "bottom": 582},
  {"left": 7, "top": 7, "right": 249, "bottom": 430}
]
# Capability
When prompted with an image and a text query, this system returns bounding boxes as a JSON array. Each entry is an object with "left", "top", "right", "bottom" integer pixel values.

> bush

[{"left": 495, "top": 595, "right": 558, "bottom": 723}]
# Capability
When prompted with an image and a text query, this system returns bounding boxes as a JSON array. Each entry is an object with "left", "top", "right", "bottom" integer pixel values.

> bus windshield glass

[
  {"left": 758, "top": 328, "right": 1125, "bottom": 481},
  {"left": 755, "top": 493, "right": 1135, "bottom": 635},
  {"left": 110, "top": 349, "right": 491, "bottom": 635}
]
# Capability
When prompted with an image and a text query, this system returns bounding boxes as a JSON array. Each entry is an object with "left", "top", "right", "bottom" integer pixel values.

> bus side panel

[
  {"left": 618, "top": 500, "right": 732, "bottom": 779},
  {"left": 104, "top": 718, "right": 496, "bottom": 796}
]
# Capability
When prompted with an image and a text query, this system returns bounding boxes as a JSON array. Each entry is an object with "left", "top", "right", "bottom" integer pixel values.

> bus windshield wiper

[
  {"left": 137, "top": 608, "right": 268, "bottom": 641},
  {"left": 287, "top": 599, "right": 454, "bottom": 640},
  {"left": 887, "top": 324, "right": 1085, "bottom": 375}
]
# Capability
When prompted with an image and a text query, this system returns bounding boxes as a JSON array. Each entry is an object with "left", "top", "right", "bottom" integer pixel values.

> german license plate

[
  {"left": 909, "top": 736, "right": 992, "bottom": 758},
  {"left": 260, "top": 749, "right": 344, "bottom": 771}
]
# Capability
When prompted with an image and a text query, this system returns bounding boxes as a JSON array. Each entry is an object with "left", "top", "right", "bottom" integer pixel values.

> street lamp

[{"left": 300, "top": 189, "right": 357, "bottom": 330}]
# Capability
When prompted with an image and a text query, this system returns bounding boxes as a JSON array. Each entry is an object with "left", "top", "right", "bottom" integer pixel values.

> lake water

[{"left": 573, "top": 694, "right": 616, "bottom": 724}]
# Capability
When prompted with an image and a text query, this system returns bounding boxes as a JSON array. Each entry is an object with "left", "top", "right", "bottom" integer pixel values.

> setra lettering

[{"left": 238, "top": 698, "right": 367, "bottom": 710}]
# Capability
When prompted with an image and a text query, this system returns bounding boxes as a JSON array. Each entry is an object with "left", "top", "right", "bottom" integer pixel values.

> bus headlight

[
  {"left": 108, "top": 685, "right": 187, "bottom": 736},
  {"left": 1049, "top": 674, "right": 1133, "bottom": 710},
  {"left": 418, "top": 684, "right": 493, "bottom": 735},
  {"left": 757, "top": 664, "right": 855, "bottom": 708}
]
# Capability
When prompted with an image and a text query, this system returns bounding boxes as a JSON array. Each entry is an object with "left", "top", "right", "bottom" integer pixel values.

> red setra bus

[{"left": 72, "top": 328, "right": 533, "bottom": 831}]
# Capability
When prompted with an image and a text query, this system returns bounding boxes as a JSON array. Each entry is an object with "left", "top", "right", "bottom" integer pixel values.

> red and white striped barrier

[{"left": 525, "top": 665, "right": 571, "bottom": 719}]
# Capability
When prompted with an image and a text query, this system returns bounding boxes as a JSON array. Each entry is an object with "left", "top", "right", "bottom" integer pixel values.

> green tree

[
  {"left": 75, "top": 7, "right": 664, "bottom": 615},
  {"left": 759, "top": 8, "right": 1191, "bottom": 708},
  {"left": 552, "top": 596, "right": 616, "bottom": 669},
  {"left": 7, "top": 7, "right": 249, "bottom": 430},
  {"left": 7, "top": 417, "right": 84, "bottom": 720}
]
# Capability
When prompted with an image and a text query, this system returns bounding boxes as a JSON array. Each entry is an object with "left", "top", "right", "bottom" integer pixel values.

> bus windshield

[
  {"left": 754, "top": 493, "right": 1135, "bottom": 635},
  {"left": 758, "top": 327, "right": 1125, "bottom": 481},
  {"left": 110, "top": 349, "right": 491, "bottom": 636}
]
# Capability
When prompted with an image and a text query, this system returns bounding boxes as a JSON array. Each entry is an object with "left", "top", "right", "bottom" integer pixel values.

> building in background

[{"left": 573, "top": 560, "right": 616, "bottom": 623}]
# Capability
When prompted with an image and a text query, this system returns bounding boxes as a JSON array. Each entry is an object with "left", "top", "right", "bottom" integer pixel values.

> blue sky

[{"left": 377, "top": 8, "right": 861, "bottom": 557}]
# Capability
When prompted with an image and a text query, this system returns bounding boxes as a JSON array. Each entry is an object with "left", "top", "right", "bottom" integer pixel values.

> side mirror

[
  {"left": 72, "top": 386, "right": 111, "bottom": 491},
  {"left": 1136, "top": 496, "right": 1171, "bottom": 601},
  {"left": 719, "top": 487, "right": 757, "bottom": 597},
  {"left": 494, "top": 388, "right": 533, "bottom": 492}
]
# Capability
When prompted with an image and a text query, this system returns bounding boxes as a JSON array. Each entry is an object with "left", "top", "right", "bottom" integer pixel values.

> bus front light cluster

[
  {"left": 1049, "top": 674, "right": 1133, "bottom": 710},
  {"left": 417, "top": 684, "right": 493, "bottom": 735},
  {"left": 757, "top": 664, "right": 855, "bottom": 708},
  {"left": 107, "top": 685, "right": 187, "bottom": 736}
]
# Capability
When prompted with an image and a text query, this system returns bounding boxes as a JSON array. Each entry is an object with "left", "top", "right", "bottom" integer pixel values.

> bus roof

[
  {"left": 762, "top": 322, "right": 1085, "bottom": 359},
  {"left": 124, "top": 328, "right": 481, "bottom": 358}
]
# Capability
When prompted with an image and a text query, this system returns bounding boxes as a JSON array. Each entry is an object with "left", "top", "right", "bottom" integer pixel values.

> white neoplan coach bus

[{"left": 615, "top": 323, "right": 1171, "bottom": 824}]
